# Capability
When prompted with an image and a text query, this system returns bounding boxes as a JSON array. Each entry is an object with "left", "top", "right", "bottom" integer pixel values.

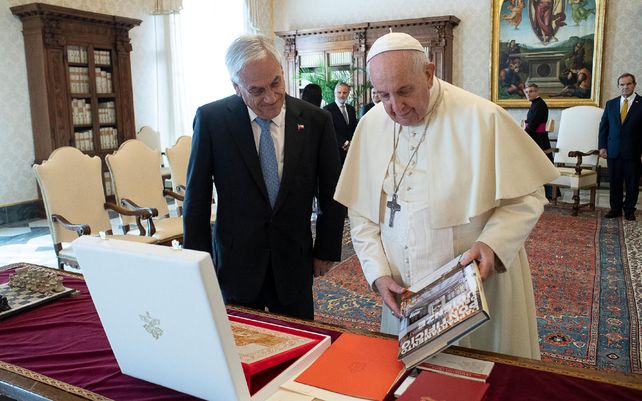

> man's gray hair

[
  {"left": 225, "top": 34, "right": 283, "bottom": 84},
  {"left": 366, "top": 49, "right": 428, "bottom": 77}
]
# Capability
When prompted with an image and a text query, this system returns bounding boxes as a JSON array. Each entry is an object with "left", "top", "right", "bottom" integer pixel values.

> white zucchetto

[{"left": 366, "top": 32, "right": 425, "bottom": 63}]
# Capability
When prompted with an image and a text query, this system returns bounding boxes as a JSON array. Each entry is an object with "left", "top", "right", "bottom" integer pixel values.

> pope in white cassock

[{"left": 334, "top": 32, "right": 560, "bottom": 359}]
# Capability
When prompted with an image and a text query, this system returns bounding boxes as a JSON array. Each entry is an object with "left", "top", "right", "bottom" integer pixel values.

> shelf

[{"left": 11, "top": 1, "right": 140, "bottom": 195}]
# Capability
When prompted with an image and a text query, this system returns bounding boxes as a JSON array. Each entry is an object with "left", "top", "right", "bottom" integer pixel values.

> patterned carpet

[{"left": 312, "top": 207, "right": 642, "bottom": 375}]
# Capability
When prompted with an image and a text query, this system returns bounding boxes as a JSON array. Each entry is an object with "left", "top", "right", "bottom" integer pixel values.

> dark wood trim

[
  {"left": 276, "top": 16, "right": 460, "bottom": 108},
  {"left": 11, "top": 3, "right": 140, "bottom": 196}
]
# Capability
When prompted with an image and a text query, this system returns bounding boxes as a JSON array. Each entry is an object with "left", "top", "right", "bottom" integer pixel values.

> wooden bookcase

[
  {"left": 276, "top": 16, "right": 460, "bottom": 111},
  {"left": 11, "top": 3, "right": 141, "bottom": 195}
]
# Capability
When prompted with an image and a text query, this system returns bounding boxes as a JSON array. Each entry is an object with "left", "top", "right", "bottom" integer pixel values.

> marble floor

[
  {"left": 0, "top": 205, "right": 180, "bottom": 270},
  {"left": 0, "top": 188, "right": 636, "bottom": 270}
]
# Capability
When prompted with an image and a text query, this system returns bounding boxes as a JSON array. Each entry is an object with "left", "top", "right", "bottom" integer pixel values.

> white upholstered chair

[
  {"left": 106, "top": 139, "right": 184, "bottom": 244},
  {"left": 549, "top": 106, "right": 603, "bottom": 215},
  {"left": 137, "top": 126, "right": 171, "bottom": 180},
  {"left": 165, "top": 135, "right": 217, "bottom": 222},
  {"left": 165, "top": 135, "right": 191, "bottom": 215},
  {"left": 33, "top": 147, "right": 157, "bottom": 270}
]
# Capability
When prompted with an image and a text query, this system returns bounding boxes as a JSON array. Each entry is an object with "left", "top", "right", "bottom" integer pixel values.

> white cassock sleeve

[
  {"left": 347, "top": 209, "right": 392, "bottom": 289},
  {"left": 476, "top": 189, "right": 547, "bottom": 271}
]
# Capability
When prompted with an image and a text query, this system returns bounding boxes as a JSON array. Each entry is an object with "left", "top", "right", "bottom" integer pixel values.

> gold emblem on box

[{"left": 140, "top": 311, "right": 163, "bottom": 339}]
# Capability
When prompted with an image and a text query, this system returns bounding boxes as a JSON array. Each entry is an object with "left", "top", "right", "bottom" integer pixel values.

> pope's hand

[
  {"left": 313, "top": 258, "right": 335, "bottom": 278},
  {"left": 374, "top": 276, "right": 406, "bottom": 316},
  {"left": 599, "top": 149, "right": 607, "bottom": 159},
  {"left": 459, "top": 241, "right": 495, "bottom": 281}
]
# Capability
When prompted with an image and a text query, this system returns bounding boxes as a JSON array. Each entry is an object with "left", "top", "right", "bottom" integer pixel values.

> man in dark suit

[
  {"left": 599, "top": 73, "right": 642, "bottom": 221},
  {"left": 359, "top": 87, "right": 381, "bottom": 117},
  {"left": 323, "top": 82, "right": 358, "bottom": 163},
  {"left": 524, "top": 83, "right": 557, "bottom": 199},
  {"left": 182, "top": 34, "right": 345, "bottom": 320}
]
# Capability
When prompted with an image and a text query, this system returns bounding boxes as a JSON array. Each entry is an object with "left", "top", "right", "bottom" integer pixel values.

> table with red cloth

[{"left": 0, "top": 263, "right": 641, "bottom": 401}]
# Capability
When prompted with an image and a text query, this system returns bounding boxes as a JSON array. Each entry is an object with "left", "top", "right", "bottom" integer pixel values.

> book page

[
  {"left": 231, "top": 321, "right": 314, "bottom": 364},
  {"left": 419, "top": 352, "right": 494, "bottom": 381},
  {"left": 398, "top": 259, "right": 486, "bottom": 361}
]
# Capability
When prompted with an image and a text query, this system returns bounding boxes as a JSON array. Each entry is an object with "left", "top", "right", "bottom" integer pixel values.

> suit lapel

[
  {"left": 330, "top": 102, "right": 348, "bottom": 129},
  {"left": 273, "top": 96, "right": 305, "bottom": 213},
  {"left": 623, "top": 94, "right": 642, "bottom": 125},
  {"left": 612, "top": 99, "right": 624, "bottom": 128},
  {"left": 226, "top": 97, "right": 270, "bottom": 203}
]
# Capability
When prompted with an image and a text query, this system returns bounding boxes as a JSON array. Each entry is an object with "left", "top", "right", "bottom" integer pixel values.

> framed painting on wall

[{"left": 491, "top": 0, "right": 606, "bottom": 108}]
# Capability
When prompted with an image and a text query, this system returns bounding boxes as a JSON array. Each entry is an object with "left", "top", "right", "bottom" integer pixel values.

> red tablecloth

[{"left": 1, "top": 267, "right": 640, "bottom": 401}]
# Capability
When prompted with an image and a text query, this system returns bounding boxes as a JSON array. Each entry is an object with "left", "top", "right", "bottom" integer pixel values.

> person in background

[
  {"left": 301, "top": 83, "right": 322, "bottom": 107},
  {"left": 599, "top": 73, "right": 642, "bottom": 221},
  {"left": 334, "top": 32, "right": 558, "bottom": 359},
  {"left": 524, "top": 83, "right": 557, "bottom": 199},
  {"left": 324, "top": 82, "right": 358, "bottom": 163},
  {"left": 360, "top": 87, "right": 382, "bottom": 117},
  {"left": 183, "top": 34, "right": 345, "bottom": 319}
]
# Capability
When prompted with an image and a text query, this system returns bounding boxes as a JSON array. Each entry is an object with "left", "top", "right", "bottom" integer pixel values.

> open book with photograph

[{"left": 398, "top": 256, "right": 490, "bottom": 369}]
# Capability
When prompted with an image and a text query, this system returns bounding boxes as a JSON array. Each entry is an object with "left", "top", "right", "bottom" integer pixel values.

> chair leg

[
  {"left": 552, "top": 185, "right": 559, "bottom": 205},
  {"left": 589, "top": 188, "right": 596, "bottom": 211},
  {"left": 572, "top": 189, "right": 580, "bottom": 216}
]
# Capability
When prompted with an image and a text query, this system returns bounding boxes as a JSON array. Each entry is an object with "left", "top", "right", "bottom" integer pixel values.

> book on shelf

[
  {"left": 395, "top": 369, "right": 489, "bottom": 401},
  {"left": 283, "top": 332, "right": 405, "bottom": 401},
  {"left": 74, "top": 130, "right": 93, "bottom": 152},
  {"left": 94, "top": 49, "right": 111, "bottom": 65},
  {"left": 417, "top": 351, "right": 494, "bottom": 382},
  {"left": 67, "top": 45, "right": 87, "bottom": 64},
  {"left": 398, "top": 256, "right": 490, "bottom": 369}
]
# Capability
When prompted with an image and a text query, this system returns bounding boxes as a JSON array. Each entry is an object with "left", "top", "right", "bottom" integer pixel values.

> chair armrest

[
  {"left": 567, "top": 149, "right": 599, "bottom": 175},
  {"left": 51, "top": 214, "right": 90, "bottom": 236},
  {"left": 104, "top": 202, "right": 153, "bottom": 219},
  {"left": 163, "top": 188, "right": 185, "bottom": 202},
  {"left": 104, "top": 202, "right": 154, "bottom": 236},
  {"left": 119, "top": 198, "right": 158, "bottom": 236},
  {"left": 119, "top": 199, "right": 158, "bottom": 217}
]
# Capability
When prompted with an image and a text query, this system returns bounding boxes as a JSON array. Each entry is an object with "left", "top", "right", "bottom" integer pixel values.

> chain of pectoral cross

[
  {"left": 385, "top": 78, "right": 443, "bottom": 228},
  {"left": 386, "top": 123, "right": 428, "bottom": 227}
]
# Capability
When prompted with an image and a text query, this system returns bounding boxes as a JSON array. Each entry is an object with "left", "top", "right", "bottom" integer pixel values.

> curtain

[{"left": 155, "top": 1, "right": 244, "bottom": 149}]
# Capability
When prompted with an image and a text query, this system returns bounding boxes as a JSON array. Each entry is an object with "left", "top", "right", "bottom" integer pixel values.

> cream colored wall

[
  {"left": 0, "top": 0, "right": 33, "bottom": 205},
  {"left": 273, "top": 0, "right": 642, "bottom": 134},
  {"left": 0, "top": 0, "right": 160, "bottom": 206}
]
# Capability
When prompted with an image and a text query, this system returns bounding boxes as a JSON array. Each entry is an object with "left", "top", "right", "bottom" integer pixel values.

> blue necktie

[{"left": 255, "top": 117, "right": 280, "bottom": 207}]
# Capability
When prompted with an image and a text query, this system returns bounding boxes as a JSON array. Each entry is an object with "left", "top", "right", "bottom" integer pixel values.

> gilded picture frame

[{"left": 491, "top": 0, "right": 606, "bottom": 108}]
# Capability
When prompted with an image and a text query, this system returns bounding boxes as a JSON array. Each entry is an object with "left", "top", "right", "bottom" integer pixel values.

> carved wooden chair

[
  {"left": 106, "top": 139, "right": 184, "bottom": 245},
  {"left": 33, "top": 147, "right": 157, "bottom": 270},
  {"left": 548, "top": 106, "right": 603, "bottom": 216}
]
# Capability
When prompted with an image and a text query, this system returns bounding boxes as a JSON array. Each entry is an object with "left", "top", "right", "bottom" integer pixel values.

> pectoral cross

[{"left": 386, "top": 194, "right": 401, "bottom": 227}]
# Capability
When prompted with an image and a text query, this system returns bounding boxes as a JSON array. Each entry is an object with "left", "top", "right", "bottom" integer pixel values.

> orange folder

[{"left": 295, "top": 333, "right": 405, "bottom": 401}]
